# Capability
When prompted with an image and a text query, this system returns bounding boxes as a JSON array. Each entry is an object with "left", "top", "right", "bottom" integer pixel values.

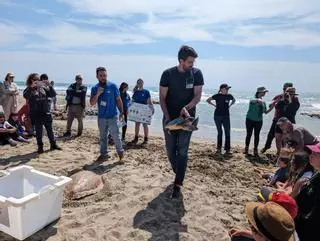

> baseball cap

[
  {"left": 283, "top": 82, "right": 293, "bottom": 88},
  {"left": 257, "top": 187, "right": 298, "bottom": 218},
  {"left": 306, "top": 143, "right": 320, "bottom": 154},
  {"left": 219, "top": 84, "right": 231, "bottom": 89},
  {"left": 0, "top": 111, "right": 5, "bottom": 117},
  {"left": 256, "top": 87, "right": 268, "bottom": 93}
]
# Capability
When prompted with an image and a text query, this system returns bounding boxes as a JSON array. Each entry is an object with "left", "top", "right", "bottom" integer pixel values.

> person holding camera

[
  {"left": 262, "top": 84, "right": 300, "bottom": 155},
  {"left": 23, "top": 73, "right": 61, "bottom": 153}
]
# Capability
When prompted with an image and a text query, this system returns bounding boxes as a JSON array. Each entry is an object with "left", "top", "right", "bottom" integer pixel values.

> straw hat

[{"left": 245, "top": 202, "right": 295, "bottom": 241}]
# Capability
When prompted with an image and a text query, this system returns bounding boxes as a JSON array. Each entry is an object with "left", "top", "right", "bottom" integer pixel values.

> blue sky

[{"left": 1, "top": 0, "right": 320, "bottom": 92}]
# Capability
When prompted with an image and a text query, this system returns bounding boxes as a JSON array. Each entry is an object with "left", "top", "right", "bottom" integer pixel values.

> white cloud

[
  {"left": 25, "top": 22, "right": 152, "bottom": 49},
  {"left": 32, "top": 8, "right": 55, "bottom": 15},
  {"left": 56, "top": 0, "right": 320, "bottom": 47},
  {"left": 0, "top": 22, "right": 27, "bottom": 45},
  {"left": 0, "top": 50, "right": 319, "bottom": 92}
]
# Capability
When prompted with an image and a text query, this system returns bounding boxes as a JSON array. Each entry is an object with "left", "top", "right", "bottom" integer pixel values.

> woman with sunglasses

[
  {"left": 23, "top": 73, "right": 61, "bottom": 153},
  {"left": 206, "top": 83, "right": 235, "bottom": 155}
]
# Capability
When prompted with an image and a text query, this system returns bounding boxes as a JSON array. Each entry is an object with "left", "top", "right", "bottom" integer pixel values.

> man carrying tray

[{"left": 159, "top": 45, "right": 204, "bottom": 199}]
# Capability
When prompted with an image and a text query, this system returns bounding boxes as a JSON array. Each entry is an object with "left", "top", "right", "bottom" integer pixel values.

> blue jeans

[
  {"left": 214, "top": 115, "right": 231, "bottom": 151},
  {"left": 98, "top": 116, "right": 123, "bottom": 156},
  {"left": 163, "top": 120, "right": 192, "bottom": 186}
]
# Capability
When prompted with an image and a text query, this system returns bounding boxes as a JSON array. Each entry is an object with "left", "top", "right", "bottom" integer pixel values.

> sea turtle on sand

[
  {"left": 165, "top": 116, "right": 199, "bottom": 133},
  {"left": 64, "top": 170, "right": 104, "bottom": 200}
]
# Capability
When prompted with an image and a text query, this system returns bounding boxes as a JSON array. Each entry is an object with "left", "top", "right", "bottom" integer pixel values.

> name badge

[
  {"left": 100, "top": 101, "right": 107, "bottom": 107},
  {"left": 185, "top": 70, "right": 194, "bottom": 89},
  {"left": 186, "top": 83, "right": 194, "bottom": 89}
]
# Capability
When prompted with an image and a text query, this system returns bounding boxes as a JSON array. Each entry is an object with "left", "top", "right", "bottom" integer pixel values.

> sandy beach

[{"left": 0, "top": 113, "right": 278, "bottom": 241}]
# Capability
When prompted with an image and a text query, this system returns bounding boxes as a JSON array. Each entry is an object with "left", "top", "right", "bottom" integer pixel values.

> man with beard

[
  {"left": 90, "top": 67, "right": 124, "bottom": 162},
  {"left": 159, "top": 45, "right": 204, "bottom": 198}
]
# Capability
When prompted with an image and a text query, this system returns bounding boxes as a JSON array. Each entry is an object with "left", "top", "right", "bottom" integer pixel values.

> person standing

[
  {"left": 49, "top": 81, "right": 57, "bottom": 111},
  {"left": 206, "top": 84, "right": 235, "bottom": 154},
  {"left": 131, "top": 78, "right": 154, "bottom": 145},
  {"left": 63, "top": 74, "right": 87, "bottom": 137},
  {"left": 90, "top": 67, "right": 124, "bottom": 162},
  {"left": 119, "top": 82, "right": 130, "bottom": 142},
  {"left": 2, "top": 73, "right": 19, "bottom": 120},
  {"left": 160, "top": 45, "right": 204, "bottom": 198},
  {"left": 23, "top": 73, "right": 61, "bottom": 153},
  {"left": 244, "top": 87, "right": 272, "bottom": 156},
  {"left": 261, "top": 82, "right": 295, "bottom": 154}
]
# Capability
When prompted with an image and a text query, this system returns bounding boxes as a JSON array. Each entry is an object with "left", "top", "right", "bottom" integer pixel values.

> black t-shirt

[
  {"left": 295, "top": 172, "right": 320, "bottom": 241},
  {"left": 211, "top": 93, "right": 234, "bottom": 116},
  {"left": 160, "top": 67, "right": 204, "bottom": 120},
  {"left": 275, "top": 98, "right": 300, "bottom": 124}
]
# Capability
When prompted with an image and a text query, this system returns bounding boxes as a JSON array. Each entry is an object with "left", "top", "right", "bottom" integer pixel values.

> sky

[{"left": 1, "top": 0, "right": 320, "bottom": 92}]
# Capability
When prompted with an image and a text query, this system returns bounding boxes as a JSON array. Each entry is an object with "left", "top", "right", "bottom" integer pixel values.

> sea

[{"left": 15, "top": 81, "right": 320, "bottom": 147}]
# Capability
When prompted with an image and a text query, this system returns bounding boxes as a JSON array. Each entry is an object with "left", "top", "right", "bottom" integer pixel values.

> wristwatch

[{"left": 185, "top": 105, "right": 191, "bottom": 111}]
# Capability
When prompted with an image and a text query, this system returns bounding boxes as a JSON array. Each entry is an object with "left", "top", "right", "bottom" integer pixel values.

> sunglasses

[{"left": 76, "top": 78, "right": 82, "bottom": 80}]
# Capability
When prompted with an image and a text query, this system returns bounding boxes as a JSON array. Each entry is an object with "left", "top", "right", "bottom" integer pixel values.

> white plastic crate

[{"left": 0, "top": 165, "right": 71, "bottom": 240}]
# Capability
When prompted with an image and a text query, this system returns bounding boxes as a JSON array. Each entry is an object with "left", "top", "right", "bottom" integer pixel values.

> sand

[{"left": 0, "top": 116, "right": 278, "bottom": 241}]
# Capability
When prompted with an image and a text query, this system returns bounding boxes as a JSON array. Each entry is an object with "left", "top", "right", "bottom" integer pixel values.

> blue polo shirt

[
  {"left": 91, "top": 81, "right": 120, "bottom": 118},
  {"left": 132, "top": 89, "right": 151, "bottom": 105}
]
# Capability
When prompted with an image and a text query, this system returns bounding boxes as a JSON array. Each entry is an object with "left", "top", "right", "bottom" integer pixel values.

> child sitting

[
  {"left": 8, "top": 113, "right": 30, "bottom": 143},
  {"left": 255, "top": 148, "right": 291, "bottom": 187},
  {"left": 0, "top": 111, "right": 18, "bottom": 146}
]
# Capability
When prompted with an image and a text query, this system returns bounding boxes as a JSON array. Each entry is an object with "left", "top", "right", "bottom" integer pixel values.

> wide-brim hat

[
  {"left": 257, "top": 87, "right": 269, "bottom": 93},
  {"left": 245, "top": 202, "right": 295, "bottom": 241}
]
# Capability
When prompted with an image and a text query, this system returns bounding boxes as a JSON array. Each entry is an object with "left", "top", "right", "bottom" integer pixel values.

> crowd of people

[{"left": 0, "top": 45, "right": 319, "bottom": 241}]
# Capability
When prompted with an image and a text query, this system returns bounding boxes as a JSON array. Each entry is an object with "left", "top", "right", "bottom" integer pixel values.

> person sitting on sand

[
  {"left": 295, "top": 143, "right": 320, "bottom": 241},
  {"left": 244, "top": 87, "right": 273, "bottom": 156},
  {"left": 256, "top": 155, "right": 291, "bottom": 187},
  {"left": 8, "top": 112, "right": 30, "bottom": 142},
  {"left": 0, "top": 111, "right": 18, "bottom": 146},
  {"left": 277, "top": 117, "right": 318, "bottom": 152},
  {"left": 159, "top": 45, "right": 204, "bottom": 198},
  {"left": 275, "top": 153, "right": 314, "bottom": 198},
  {"left": 229, "top": 192, "right": 299, "bottom": 241},
  {"left": 63, "top": 74, "right": 87, "bottom": 137},
  {"left": 17, "top": 101, "right": 34, "bottom": 136},
  {"left": 130, "top": 78, "right": 154, "bottom": 145},
  {"left": 90, "top": 67, "right": 124, "bottom": 162},
  {"left": 230, "top": 201, "right": 297, "bottom": 241},
  {"left": 206, "top": 83, "right": 235, "bottom": 155},
  {"left": 23, "top": 73, "right": 61, "bottom": 153}
]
